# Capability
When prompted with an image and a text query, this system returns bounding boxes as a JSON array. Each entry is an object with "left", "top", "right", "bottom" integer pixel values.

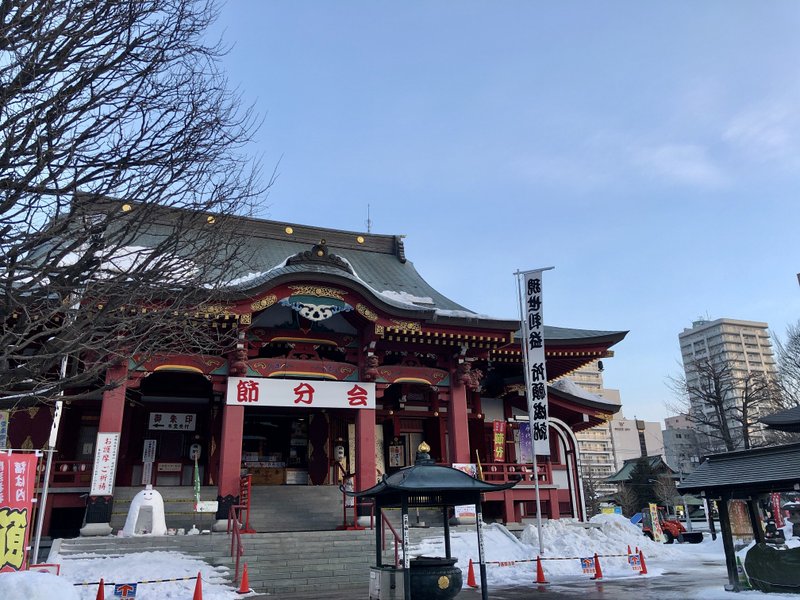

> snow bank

[
  {"left": 49, "top": 550, "right": 237, "bottom": 600},
  {"left": 0, "top": 571, "right": 80, "bottom": 600},
  {"left": 410, "top": 516, "right": 700, "bottom": 588}
]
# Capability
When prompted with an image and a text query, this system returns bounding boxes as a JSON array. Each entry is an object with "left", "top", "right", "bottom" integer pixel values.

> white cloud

[
  {"left": 723, "top": 103, "right": 800, "bottom": 166},
  {"left": 632, "top": 143, "right": 728, "bottom": 188}
]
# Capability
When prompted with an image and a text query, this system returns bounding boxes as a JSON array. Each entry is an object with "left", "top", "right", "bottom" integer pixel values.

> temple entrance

[
  {"left": 127, "top": 369, "right": 213, "bottom": 486},
  {"left": 241, "top": 407, "right": 311, "bottom": 485}
]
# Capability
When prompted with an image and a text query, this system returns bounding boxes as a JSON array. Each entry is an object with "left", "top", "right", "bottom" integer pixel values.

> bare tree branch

[{"left": 1, "top": 0, "right": 267, "bottom": 408}]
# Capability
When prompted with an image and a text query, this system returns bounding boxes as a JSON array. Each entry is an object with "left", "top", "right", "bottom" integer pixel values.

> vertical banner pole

[{"left": 516, "top": 267, "right": 554, "bottom": 557}]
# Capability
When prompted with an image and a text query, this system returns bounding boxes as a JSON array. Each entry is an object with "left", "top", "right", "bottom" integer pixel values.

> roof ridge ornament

[{"left": 285, "top": 239, "right": 354, "bottom": 274}]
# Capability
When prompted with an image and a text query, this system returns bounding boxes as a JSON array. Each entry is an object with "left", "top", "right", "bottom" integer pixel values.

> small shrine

[{"left": 347, "top": 442, "right": 518, "bottom": 600}]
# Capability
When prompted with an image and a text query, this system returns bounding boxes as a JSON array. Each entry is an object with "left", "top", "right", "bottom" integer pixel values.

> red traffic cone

[
  {"left": 535, "top": 555, "right": 549, "bottom": 585},
  {"left": 238, "top": 563, "right": 251, "bottom": 594},
  {"left": 627, "top": 544, "right": 632, "bottom": 555},
  {"left": 639, "top": 550, "right": 648, "bottom": 576},
  {"left": 193, "top": 571, "right": 203, "bottom": 600},
  {"left": 466, "top": 559, "right": 478, "bottom": 588},
  {"left": 591, "top": 553, "right": 603, "bottom": 580},
  {"left": 95, "top": 578, "right": 105, "bottom": 600}
]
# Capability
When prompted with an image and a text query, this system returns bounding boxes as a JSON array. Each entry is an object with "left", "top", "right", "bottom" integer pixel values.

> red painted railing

[
  {"left": 335, "top": 463, "right": 363, "bottom": 530},
  {"left": 238, "top": 475, "right": 255, "bottom": 533},
  {"left": 381, "top": 512, "right": 402, "bottom": 567},
  {"left": 227, "top": 504, "right": 245, "bottom": 584},
  {"left": 49, "top": 461, "right": 93, "bottom": 487},
  {"left": 226, "top": 475, "right": 256, "bottom": 584},
  {"left": 482, "top": 462, "right": 552, "bottom": 485}
]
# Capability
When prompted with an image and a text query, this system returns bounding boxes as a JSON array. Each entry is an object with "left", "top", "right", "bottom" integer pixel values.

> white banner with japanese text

[
  {"left": 90, "top": 433, "right": 120, "bottom": 496},
  {"left": 520, "top": 270, "right": 550, "bottom": 455},
  {"left": 226, "top": 377, "right": 375, "bottom": 409}
]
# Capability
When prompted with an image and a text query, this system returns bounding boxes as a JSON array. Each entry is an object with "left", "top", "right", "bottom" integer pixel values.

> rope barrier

[
  {"left": 481, "top": 552, "right": 632, "bottom": 566},
  {"left": 72, "top": 575, "right": 199, "bottom": 586}
]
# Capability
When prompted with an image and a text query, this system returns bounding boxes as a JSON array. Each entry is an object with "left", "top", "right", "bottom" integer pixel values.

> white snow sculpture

[{"left": 122, "top": 485, "right": 168, "bottom": 536}]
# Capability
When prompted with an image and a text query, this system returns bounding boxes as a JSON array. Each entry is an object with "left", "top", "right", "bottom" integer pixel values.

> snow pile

[
  {"left": 410, "top": 516, "right": 691, "bottom": 587},
  {"left": 46, "top": 550, "right": 237, "bottom": 599},
  {"left": 0, "top": 571, "right": 80, "bottom": 600}
]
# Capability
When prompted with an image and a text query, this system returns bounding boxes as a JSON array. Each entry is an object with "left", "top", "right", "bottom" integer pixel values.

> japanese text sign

[
  {"left": 148, "top": 412, "right": 196, "bottom": 431},
  {"left": 0, "top": 452, "right": 38, "bottom": 572},
  {"left": 492, "top": 421, "right": 506, "bottom": 462},
  {"left": 0, "top": 411, "right": 8, "bottom": 449},
  {"left": 452, "top": 464, "right": 478, "bottom": 519},
  {"left": 226, "top": 377, "right": 375, "bottom": 409},
  {"left": 90, "top": 433, "right": 120, "bottom": 496},
  {"left": 142, "top": 440, "right": 157, "bottom": 463},
  {"left": 519, "top": 270, "right": 550, "bottom": 455}
]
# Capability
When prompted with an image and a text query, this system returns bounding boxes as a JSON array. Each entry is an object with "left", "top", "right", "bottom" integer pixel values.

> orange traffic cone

[
  {"left": 639, "top": 550, "right": 648, "bottom": 576},
  {"left": 466, "top": 559, "right": 478, "bottom": 588},
  {"left": 238, "top": 563, "right": 251, "bottom": 594},
  {"left": 535, "top": 555, "right": 549, "bottom": 585},
  {"left": 591, "top": 553, "right": 603, "bottom": 580},
  {"left": 193, "top": 571, "right": 203, "bottom": 600},
  {"left": 95, "top": 578, "right": 105, "bottom": 600}
]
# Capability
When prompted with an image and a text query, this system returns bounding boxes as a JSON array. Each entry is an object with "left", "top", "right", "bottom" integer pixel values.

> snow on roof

[
  {"left": 378, "top": 289, "right": 435, "bottom": 306},
  {"left": 551, "top": 377, "right": 619, "bottom": 405}
]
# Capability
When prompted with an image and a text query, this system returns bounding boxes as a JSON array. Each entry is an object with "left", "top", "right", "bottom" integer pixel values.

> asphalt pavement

[{"left": 255, "top": 563, "right": 730, "bottom": 599}]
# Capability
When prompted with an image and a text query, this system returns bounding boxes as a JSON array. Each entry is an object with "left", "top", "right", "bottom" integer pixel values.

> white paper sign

[
  {"left": 90, "top": 432, "right": 120, "bottom": 496},
  {"left": 520, "top": 270, "right": 550, "bottom": 455},
  {"left": 148, "top": 412, "right": 196, "bottom": 431},
  {"left": 452, "top": 463, "right": 478, "bottom": 519},
  {"left": 142, "top": 440, "right": 157, "bottom": 463},
  {"left": 226, "top": 377, "right": 375, "bottom": 409}
]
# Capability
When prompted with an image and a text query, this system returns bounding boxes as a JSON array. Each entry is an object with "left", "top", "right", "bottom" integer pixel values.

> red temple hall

[{"left": 5, "top": 207, "right": 626, "bottom": 537}]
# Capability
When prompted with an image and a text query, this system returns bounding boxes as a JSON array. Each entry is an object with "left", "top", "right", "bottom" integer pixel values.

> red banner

[
  {"left": 771, "top": 493, "right": 785, "bottom": 529},
  {"left": 0, "top": 452, "right": 38, "bottom": 572},
  {"left": 492, "top": 421, "right": 506, "bottom": 462}
]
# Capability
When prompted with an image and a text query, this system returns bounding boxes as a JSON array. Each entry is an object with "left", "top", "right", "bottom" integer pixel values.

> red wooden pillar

[
  {"left": 548, "top": 489, "right": 560, "bottom": 519},
  {"left": 356, "top": 409, "right": 376, "bottom": 491},
  {"left": 448, "top": 381, "right": 470, "bottom": 464},
  {"left": 214, "top": 401, "right": 244, "bottom": 530},
  {"left": 503, "top": 491, "right": 516, "bottom": 524},
  {"left": 81, "top": 364, "right": 128, "bottom": 536}
]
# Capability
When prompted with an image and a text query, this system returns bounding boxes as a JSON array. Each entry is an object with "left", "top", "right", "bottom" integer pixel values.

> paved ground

[{"left": 253, "top": 565, "right": 730, "bottom": 599}]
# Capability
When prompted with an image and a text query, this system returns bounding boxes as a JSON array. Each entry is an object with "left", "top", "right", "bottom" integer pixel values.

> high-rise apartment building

[
  {"left": 572, "top": 360, "right": 620, "bottom": 496},
  {"left": 663, "top": 414, "right": 702, "bottom": 475},
  {"left": 572, "top": 360, "right": 666, "bottom": 499},
  {"left": 678, "top": 318, "right": 778, "bottom": 451}
]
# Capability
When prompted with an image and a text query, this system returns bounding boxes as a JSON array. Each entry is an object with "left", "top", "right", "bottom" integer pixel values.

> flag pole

[{"left": 515, "top": 267, "right": 554, "bottom": 557}]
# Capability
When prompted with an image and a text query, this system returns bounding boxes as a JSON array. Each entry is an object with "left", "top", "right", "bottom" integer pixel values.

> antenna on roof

[{"left": 366, "top": 204, "right": 372, "bottom": 233}]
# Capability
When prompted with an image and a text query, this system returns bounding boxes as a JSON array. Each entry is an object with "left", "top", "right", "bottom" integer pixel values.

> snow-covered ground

[
  {"left": 408, "top": 514, "right": 692, "bottom": 586},
  {"left": 0, "top": 549, "right": 239, "bottom": 600},
  {"left": 0, "top": 514, "right": 795, "bottom": 599}
]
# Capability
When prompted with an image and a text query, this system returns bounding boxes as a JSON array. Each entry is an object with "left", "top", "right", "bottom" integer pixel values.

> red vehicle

[{"left": 641, "top": 507, "right": 704, "bottom": 544}]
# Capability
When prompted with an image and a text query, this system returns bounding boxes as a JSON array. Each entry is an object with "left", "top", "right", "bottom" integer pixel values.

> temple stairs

[{"left": 63, "top": 485, "right": 479, "bottom": 595}]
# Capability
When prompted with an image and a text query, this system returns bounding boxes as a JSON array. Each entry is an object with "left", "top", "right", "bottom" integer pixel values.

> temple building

[{"left": 2, "top": 205, "right": 626, "bottom": 536}]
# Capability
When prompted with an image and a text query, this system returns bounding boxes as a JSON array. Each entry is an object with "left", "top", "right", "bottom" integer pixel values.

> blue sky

[{"left": 209, "top": 2, "right": 800, "bottom": 423}]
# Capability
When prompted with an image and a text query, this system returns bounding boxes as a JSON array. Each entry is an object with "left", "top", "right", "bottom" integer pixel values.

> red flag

[{"left": 0, "top": 452, "right": 39, "bottom": 572}]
